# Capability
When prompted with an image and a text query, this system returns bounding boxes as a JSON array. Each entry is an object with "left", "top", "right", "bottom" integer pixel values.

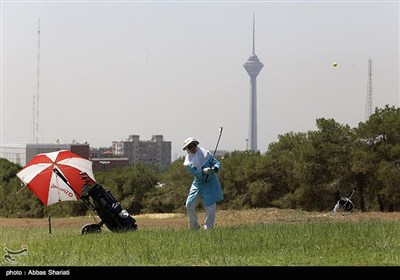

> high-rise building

[
  {"left": 112, "top": 134, "right": 171, "bottom": 167},
  {"left": 243, "top": 14, "right": 263, "bottom": 152}
]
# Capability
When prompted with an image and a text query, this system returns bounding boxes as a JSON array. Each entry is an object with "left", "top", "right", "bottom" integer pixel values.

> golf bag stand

[
  {"left": 332, "top": 188, "right": 356, "bottom": 213},
  {"left": 79, "top": 173, "right": 138, "bottom": 234}
]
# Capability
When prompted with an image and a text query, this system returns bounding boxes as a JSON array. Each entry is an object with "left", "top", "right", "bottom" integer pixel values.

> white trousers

[{"left": 186, "top": 193, "right": 216, "bottom": 230}]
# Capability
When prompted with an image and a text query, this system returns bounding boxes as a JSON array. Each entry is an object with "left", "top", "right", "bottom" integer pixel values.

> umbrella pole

[{"left": 48, "top": 216, "right": 52, "bottom": 234}]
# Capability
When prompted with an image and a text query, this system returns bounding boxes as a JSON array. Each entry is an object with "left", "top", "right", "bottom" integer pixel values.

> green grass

[{"left": 2, "top": 221, "right": 400, "bottom": 266}]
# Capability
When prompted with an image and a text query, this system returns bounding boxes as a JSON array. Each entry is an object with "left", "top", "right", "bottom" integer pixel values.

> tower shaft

[{"left": 365, "top": 59, "right": 373, "bottom": 121}]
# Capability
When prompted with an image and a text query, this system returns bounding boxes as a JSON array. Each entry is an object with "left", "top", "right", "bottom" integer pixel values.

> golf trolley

[
  {"left": 78, "top": 172, "right": 138, "bottom": 234},
  {"left": 332, "top": 188, "right": 356, "bottom": 213},
  {"left": 52, "top": 169, "right": 138, "bottom": 234}
]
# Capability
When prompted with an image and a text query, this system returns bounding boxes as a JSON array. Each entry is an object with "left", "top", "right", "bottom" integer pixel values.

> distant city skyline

[{"left": 1, "top": 1, "right": 398, "bottom": 161}]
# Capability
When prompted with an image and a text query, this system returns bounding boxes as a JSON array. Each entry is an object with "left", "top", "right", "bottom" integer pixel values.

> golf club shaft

[
  {"left": 205, "top": 127, "right": 223, "bottom": 182},
  {"left": 53, "top": 168, "right": 82, "bottom": 199}
]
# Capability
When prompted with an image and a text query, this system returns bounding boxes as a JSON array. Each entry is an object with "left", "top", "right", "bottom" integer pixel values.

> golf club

[{"left": 205, "top": 127, "right": 223, "bottom": 182}]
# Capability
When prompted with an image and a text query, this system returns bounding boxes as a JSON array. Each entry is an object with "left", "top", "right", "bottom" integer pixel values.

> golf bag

[
  {"left": 332, "top": 189, "right": 356, "bottom": 213},
  {"left": 79, "top": 173, "right": 138, "bottom": 234}
]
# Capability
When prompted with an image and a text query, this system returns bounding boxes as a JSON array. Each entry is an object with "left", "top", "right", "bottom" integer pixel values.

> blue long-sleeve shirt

[{"left": 185, "top": 154, "right": 223, "bottom": 207}]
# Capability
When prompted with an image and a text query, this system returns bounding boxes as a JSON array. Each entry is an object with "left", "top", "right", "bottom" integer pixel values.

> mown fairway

[{"left": 1, "top": 208, "right": 400, "bottom": 266}]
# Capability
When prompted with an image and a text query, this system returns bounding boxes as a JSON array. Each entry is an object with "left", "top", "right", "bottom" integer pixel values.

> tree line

[{"left": 1, "top": 105, "right": 399, "bottom": 218}]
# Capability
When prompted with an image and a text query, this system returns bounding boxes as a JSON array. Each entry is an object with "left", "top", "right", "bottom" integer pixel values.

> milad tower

[{"left": 243, "top": 14, "right": 263, "bottom": 152}]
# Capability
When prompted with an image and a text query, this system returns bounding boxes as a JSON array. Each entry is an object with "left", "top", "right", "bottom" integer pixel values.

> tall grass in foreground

[{"left": 2, "top": 221, "right": 400, "bottom": 266}]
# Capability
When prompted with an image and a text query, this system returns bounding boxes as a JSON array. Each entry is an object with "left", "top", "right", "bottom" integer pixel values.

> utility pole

[{"left": 33, "top": 18, "right": 41, "bottom": 143}]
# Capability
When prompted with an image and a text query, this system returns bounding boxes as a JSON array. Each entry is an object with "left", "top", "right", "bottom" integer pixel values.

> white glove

[
  {"left": 211, "top": 166, "right": 219, "bottom": 173},
  {"left": 203, "top": 167, "right": 212, "bottom": 174}
]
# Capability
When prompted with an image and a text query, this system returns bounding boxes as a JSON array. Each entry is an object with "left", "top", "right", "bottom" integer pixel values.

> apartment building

[{"left": 112, "top": 134, "right": 171, "bottom": 167}]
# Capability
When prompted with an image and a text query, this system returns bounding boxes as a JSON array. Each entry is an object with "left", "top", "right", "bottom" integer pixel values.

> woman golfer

[{"left": 182, "top": 137, "right": 224, "bottom": 230}]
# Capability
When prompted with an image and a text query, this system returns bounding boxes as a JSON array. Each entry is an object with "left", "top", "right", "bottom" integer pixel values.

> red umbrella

[{"left": 16, "top": 150, "right": 95, "bottom": 206}]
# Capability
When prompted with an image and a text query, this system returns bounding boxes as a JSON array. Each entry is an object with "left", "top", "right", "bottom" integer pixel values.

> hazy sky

[{"left": 1, "top": 1, "right": 399, "bottom": 161}]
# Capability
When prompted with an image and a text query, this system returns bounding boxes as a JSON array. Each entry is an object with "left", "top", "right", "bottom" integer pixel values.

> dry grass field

[{"left": 1, "top": 208, "right": 400, "bottom": 230}]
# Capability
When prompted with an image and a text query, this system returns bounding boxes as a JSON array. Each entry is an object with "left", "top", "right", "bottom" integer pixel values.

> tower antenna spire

[{"left": 252, "top": 13, "right": 255, "bottom": 55}]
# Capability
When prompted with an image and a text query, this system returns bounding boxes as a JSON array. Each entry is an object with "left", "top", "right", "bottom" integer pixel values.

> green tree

[
  {"left": 142, "top": 157, "right": 191, "bottom": 213},
  {"left": 354, "top": 105, "right": 400, "bottom": 211},
  {"left": 305, "top": 118, "right": 356, "bottom": 211},
  {"left": 219, "top": 150, "right": 268, "bottom": 209},
  {"left": 264, "top": 132, "right": 311, "bottom": 209},
  {"left": 95, "top": 164, "right": 160, "bottom": 214}
]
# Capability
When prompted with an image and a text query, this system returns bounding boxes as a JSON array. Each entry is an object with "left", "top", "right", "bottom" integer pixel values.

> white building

[
  {"left": 0, "top": 144, "right": 27, "bottom": 166},
  {"left": 0, "top": 143, "right": 89, "bottom": 166}
]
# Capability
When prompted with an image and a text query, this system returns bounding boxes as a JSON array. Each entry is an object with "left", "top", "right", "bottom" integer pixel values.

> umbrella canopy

[{"left": 16, "top": 150, "right": 95, "bottom": 206}]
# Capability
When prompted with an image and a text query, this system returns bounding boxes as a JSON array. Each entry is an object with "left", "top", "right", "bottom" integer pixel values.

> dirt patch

[
  {"left": 140, "top": 213, "right": 185, "bottom": 219},
  {"left": 0, "top": 216, "right": 95, "bottom": 229},
  {"left": 1, "top": 208, "right": 399, "bottom": 230}
]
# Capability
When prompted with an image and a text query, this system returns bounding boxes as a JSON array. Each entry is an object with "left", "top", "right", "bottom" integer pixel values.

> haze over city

[{"left": 1, "top": 1, "right": 399, "bottom": 161}]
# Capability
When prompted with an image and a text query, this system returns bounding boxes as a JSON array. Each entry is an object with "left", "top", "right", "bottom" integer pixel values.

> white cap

[{"left": 182, "top": 137, "right": 199, "bottom": 150}]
